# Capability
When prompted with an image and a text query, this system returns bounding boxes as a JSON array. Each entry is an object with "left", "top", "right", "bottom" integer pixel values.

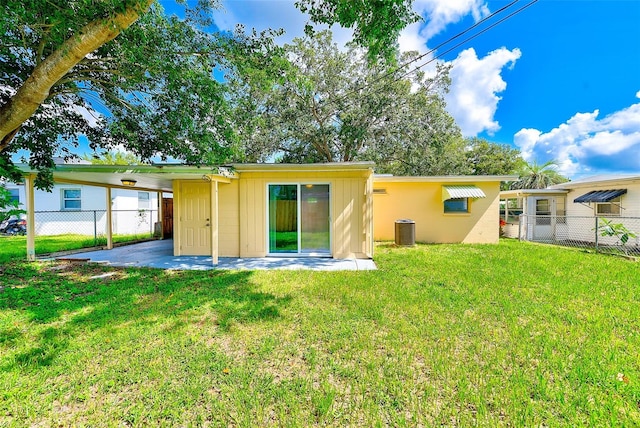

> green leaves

[
  {"left": 509, "top": 160, "right": 569, "bottom": 190},
  {"left": 296, "top": 0, "right": 420, "bottom": 62},
  {"left": 227, "top": 30, "right": 468, "bottom": 174},
  {"left": 597, "top": 219, "right": 637, "bottom": 246}
]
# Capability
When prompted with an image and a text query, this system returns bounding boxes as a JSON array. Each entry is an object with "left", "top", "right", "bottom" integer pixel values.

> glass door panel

[
  {"left": 301, "top": 184, "right": 330, "bottom": 254},
  {"left": 268, "top": 185, "right": 298, "bottom": 253}
]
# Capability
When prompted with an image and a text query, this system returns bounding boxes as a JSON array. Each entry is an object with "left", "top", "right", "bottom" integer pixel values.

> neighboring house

[
  {"left": 373, "top": 176, "right": 513, "bottom": 244},
  {"left": 4, "top": 182, "right": 160, "bottom": 236},
  {"left": 16, "top": 162, "right": 514, "bottom": 263},
  {"left": 500, "top": 174, "right": 640, "bottom": 247}
]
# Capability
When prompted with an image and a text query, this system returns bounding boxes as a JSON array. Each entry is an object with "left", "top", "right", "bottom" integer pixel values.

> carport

[
  {"left": 19, "top": 163, "right": 231, "bottom": 263},
  {"left": 18, "top": 162, "right": 375, "bottom": 265}
]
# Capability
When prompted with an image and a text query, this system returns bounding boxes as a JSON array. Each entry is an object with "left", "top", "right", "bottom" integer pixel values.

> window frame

[
  {"left": 61, "top": 188, "right": 82, "bottom": 211},
  {"left": 138, "top": 191, "right": 150, "bottom": 210},
  {"left": 443, "top": 197, "right": 469, "bottom": 214},
  {"left": 8, "top": 188, "right": 20, "bottom": 205},
  {"left": 595, "top": 197, "right": 621, "bottom": 217}
]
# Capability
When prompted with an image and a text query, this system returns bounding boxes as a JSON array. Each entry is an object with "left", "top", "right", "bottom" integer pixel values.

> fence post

[
  {"left": 93, "top": 210, "right": 97, "bottom": 246},
  {"left": 594, "top": 216, "right": 599, "bottom": 253},
  {"left": 518, "top": 214, "right": 523, "bottom": 241}
]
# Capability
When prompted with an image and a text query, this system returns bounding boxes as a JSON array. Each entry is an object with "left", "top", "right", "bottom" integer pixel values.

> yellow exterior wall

[
  {"left": 238, "top": 170, "right": 373, "bottom": 259},
  {"left": 218, "top": 180, "right": 240, "bottom": 256},
  {"left": 373, "top": 181, "right": 502, "bottom": 244}
]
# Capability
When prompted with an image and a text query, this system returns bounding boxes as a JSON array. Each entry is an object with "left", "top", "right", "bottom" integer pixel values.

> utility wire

[
  {"left": 393, "top": 0, "right": 539, "bottom": 83},
  {"left": 374, "top": 0, "right": 521, "bottom": 88},
  {"left": 336, "top": 0, "right": 524, "bottom": 102}
]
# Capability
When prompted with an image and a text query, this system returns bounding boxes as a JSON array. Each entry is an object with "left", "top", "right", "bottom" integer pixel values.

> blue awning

[{"left": 573, "top": 189, "right": 626, "bottom": 203}]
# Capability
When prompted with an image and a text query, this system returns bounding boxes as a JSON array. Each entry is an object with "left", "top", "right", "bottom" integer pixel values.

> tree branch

[{"left": 0, "top": 0, "right": 154, "bottom": 152}]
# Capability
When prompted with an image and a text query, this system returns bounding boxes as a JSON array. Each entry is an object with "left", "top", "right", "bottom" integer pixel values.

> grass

[
  {"left": 0, "top": 233, "right": 155, "bottom": 262},
  {"left": 0, "top": 239, "right": 639, "bottom": 426}
]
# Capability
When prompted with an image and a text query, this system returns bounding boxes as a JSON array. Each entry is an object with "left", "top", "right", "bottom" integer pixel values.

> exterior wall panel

[
  {"left": 373, "top": 181, "right": 501, "bottom": 244},
  {"left": 218, "top": 180, "right": 240, "bottom": 257},
  {"left": 237, "top": 170, "right": 372, "bottom": 259}
]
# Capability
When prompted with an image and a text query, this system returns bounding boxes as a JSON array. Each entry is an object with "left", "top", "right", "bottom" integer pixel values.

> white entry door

[
  {"left": 532, "top": 197, "right": 555, "bottom": 241},
  {"left": 179, "top": 182, "right": 211, "bottom": 255}
]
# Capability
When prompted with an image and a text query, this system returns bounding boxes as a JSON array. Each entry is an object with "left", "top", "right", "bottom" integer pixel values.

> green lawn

[
  {"left": 0, "top": 240, "right": 638, "bottom": 426},
  {"left": 0, "top": 233, "right": 155, "bottom": 262}
]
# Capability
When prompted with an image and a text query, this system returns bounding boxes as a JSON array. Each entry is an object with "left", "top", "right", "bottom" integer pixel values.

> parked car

[{"left": 0, "top": 218, "right": 27, "bottom": 235}]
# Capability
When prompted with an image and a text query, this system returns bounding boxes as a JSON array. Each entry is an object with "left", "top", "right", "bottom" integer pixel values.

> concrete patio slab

[{"left": 50, "top": 240, "right": 377, "bottom": 271}]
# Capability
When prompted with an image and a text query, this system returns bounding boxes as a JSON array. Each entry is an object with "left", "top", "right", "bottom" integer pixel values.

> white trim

[
  {"left": 61, "top": 187, "right": 82, "bottom": 211},
  {"left": 265, "top": 182, "right": 332, "bottom": 257}
]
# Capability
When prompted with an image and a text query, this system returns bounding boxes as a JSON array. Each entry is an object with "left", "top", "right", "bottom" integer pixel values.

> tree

[
  {"left": 0, "top": 185, "right": 25, "bottom": 224},
  {"left": 1, "top": 0, "right": 417, "bottom": 189},
  {"left": 465, "top": 138, "right": 523, "bottom": 176},
  {"left": 82, "top": 151, "right": 146, "bottom": 165},
  {"left": 509, "top": 160, "right": 569, "bottom": 189},
  {"left": 295, "top": 0, "right": 420, "bottom": 61},
  {"left": 228, "top": 31, "right": 467, "bottom": 175}
]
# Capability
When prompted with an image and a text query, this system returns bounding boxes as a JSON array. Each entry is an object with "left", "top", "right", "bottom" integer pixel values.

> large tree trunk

[{"left": 0, "top": 0, "right": 154, "bottom": 152}]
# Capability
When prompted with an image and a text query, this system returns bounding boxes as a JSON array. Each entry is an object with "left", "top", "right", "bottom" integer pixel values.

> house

[
  {"left": 15, "top": 162, "right": 514, "bottom": 263},
  {"left": 500, "top": 174, "right": 640, "bottom": 247},
  {"left": 4, "top": 182, "right": 161, "bottom": 237},
  {"left": 373, "top": 176, "right": 514, "bottom": 244}
]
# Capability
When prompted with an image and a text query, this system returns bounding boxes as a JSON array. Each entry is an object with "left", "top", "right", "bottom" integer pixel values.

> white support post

[
  {"left": 157, "top": 191, "right": 164, "bottom": 240},
  {"left": 211, "top": 180, "right": 219, "bottom": 265},
  {"left": 25, "top": 174, "right": 36, "bottom": 261},
  {"left": 106, "top": 187, "right": 113, "bottom": 249}
]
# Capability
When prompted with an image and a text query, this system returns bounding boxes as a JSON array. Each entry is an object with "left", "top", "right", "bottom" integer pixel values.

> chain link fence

[
  {"left": 33, "top": 209, "right": 160, "bottom": 248},
  {"left": 506, "top": 215, "right": 640, "bottom": 257}
]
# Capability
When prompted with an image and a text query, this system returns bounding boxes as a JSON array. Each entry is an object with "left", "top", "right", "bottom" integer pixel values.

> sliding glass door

[
  {"left": 268, "top": 184, "right": 330, "bottom": 255},
  {"left": 300, "top": 184, "right": 330, "bottom": 254}
]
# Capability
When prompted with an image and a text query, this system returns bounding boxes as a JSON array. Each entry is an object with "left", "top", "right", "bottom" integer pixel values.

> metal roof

[
  {"left": 573, "top": 189, "right": 627, "bottom": 203},
  {"left": 442, "top": 185, "right": 487, "bottom": 202}
]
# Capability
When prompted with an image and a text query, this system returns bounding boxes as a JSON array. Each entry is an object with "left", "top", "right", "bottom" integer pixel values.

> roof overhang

[
  {"left": 374, "top": 175, "right": 518, "bottom": 183},
  {"left": 231, "top": 162, "right": 374, "bottom": 173},
  {"left": 500, "top": 189, "right": 569, "bottom": 198},
  {"left": 442, "top": 185, "right": 486, "bottom": 202},
  {"left": 16, "top": 162, "right": 376, "bottom": 192},
  {"left": 573, "top": 189, "right": 627, "bottom": 203},
  {"left": 17, "top": 164, "right": 233, "bottom": 193}
]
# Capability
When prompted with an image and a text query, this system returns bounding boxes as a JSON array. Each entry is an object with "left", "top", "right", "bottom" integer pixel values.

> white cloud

[
  {"left": 399, "top": 0, "right": 490, "bottom": 51},
  {"left": 444, "top": 47, "right": 521, "bottom": 136},
  {"left": 215, "top": 1, "right": 520, "bottom": 139},
  {"left": 514, "top": 99, "right": 640, "bottom": 177}
]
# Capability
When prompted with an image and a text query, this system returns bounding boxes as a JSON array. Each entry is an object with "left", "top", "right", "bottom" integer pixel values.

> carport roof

[
  {"left": 17, "top": 162, "right": 375, "bottom": 192},
  {"left": 17, "top": 163, "right": 232, "bottom": 192}
]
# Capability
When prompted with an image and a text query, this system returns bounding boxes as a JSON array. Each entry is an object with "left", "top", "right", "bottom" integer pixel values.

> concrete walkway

[{"left": 54, "top": 239, "right": 377, "bottom": 271}]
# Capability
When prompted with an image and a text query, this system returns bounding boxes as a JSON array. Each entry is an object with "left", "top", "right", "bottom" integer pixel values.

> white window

[
  {"left": 444, "top": 198, "right": 469, "bottom": 213},
  {"left": 8, "top": 188, "right": 19, "bottom": 204},
  {"left": 596, "top": 197, "right": 621, "bottom": 216},
  {"left": 138, "top": 192, "right": 150, "bottom": 209},
  {"left": 61, "top": 189, "right": 81, "bottom": 210}
]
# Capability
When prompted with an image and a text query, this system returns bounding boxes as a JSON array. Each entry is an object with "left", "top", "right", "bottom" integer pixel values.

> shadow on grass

[{"left": 0, "top": 261, "right": 291, "bottom": 370}]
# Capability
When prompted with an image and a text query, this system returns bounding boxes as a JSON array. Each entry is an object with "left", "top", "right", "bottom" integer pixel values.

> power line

[
  {"left": 333, "top": 0, "right": 538, "bottom": 108},
  {"left": 393, "top": 0, "right": 539, "bottom": 83},
  {"left": 380, "top": 0, "right": 521, "bottom": 86}
]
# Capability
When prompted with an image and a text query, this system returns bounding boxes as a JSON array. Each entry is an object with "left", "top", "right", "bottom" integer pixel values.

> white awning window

[{"left": 442, "top": 185, "right": 486, "bottom": 202}]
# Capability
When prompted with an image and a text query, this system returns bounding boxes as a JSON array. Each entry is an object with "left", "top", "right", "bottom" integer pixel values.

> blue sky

[{"left": 190, "top": 0, "right": 639, "bottom": 178}]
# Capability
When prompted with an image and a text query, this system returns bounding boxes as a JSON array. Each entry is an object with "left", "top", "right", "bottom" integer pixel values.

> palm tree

[{"left": 509, "top": 160, "right": 569, "bottom": 189}]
